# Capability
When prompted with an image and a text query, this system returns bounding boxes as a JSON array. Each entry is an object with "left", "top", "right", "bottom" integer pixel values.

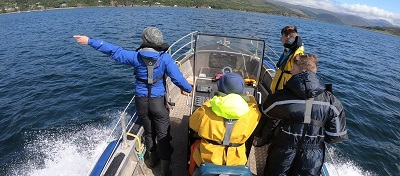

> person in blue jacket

[{"left": 74, "top": 27, "right": 192, "bottom": 176}]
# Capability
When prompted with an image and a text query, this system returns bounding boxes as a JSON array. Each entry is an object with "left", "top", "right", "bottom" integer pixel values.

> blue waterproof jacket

[{"left": 88, "top": 39, "right": 192, "bottom": 97}]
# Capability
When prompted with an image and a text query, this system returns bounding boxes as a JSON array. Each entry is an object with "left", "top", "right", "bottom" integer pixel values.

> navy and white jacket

[
  {"left": 261, "top": 71, "right": 347, "bottom": 175},
  {"left": 88, "top": 39, "right": 192, "bottom": 97}
]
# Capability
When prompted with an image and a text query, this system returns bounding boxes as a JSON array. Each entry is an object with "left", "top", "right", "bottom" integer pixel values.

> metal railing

[
  {"left": 168, "top": 31, "right": 198, "bottom": 58},
  {"left": 88, "top": 95, "right": 137, "bottom": 176}
]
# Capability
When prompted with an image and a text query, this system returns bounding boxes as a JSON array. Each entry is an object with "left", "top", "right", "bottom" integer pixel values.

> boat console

[
  {"left": 190, "top": 57, "right": 259, "bottom": 113},
  {"left": 192, "top": 76, "right": 256, "bottom": 110}
]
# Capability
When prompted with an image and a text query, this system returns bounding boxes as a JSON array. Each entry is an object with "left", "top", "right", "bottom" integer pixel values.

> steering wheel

[{"left": 222, "top": 66, "right": 232, "bottom": 74}]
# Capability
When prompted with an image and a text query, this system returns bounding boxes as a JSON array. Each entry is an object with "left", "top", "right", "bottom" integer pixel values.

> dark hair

[
  {"left": 294, "top": 54, "right": 318, "bottom": 73},
  {"left": 281, "top": 26, "right": 298, "bottom": 36}
]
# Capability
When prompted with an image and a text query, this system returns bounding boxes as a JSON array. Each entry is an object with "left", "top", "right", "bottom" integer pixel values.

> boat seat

[{"left": 195, "top": 162, "right": 252, "bottom": 176}]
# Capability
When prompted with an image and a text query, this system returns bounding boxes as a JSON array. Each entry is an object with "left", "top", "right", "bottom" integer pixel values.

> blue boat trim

[
  {"left": 321, "top": 163, "right": 330, "bottom": 176},
  {"left": 89, "top": 140, "right": 119, "bottom": 176},
  {"left": 263, "top": 59, "right": 276, "bottom": 71}
]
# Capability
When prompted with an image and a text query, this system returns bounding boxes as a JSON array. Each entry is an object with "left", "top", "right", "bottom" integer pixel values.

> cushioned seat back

[{"left": 197, "top": 162, "right": 252, "bottom": 176}]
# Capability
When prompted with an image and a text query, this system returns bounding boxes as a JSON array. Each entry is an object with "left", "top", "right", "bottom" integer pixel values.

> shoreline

[{"left": 1, "top": 5, "right": 399, "bottom": 37}]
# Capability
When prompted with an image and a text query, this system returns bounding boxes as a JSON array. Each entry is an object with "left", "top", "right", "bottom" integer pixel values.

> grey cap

[{"left": 141, "top": 27, "right": 163, "bottom": 45}]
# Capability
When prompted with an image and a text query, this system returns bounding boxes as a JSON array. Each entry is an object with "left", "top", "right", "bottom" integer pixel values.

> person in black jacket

[{"left": 256, "top": 54, "right": 347, "bottom": 175}]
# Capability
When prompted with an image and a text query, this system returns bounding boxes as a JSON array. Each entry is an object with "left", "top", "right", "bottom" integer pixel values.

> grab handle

[{"left": 257, "top": 92, "right": 262, "bottom": 104}]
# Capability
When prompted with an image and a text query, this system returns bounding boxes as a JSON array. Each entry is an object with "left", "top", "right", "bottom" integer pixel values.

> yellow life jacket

[
  {"left": 189, "top": 95, "right": 261, "bottom": 166},
  {"left": 270, "top": 46, "right": 304, "bottom": 93}
]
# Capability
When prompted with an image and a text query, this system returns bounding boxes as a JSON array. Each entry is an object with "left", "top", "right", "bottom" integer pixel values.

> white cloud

[
  {"left": 340, "top": 4, "right": 400, "bottom": 26},
  {"left": 272, "top": 0, "right": 400, "bottom": 26}
]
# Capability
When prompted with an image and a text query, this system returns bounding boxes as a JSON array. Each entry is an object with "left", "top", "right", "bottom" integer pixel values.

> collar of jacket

[
  {"left": 284, "top": 36, "right": 303, "bottom": 50},
  {"left": 138, "top": 48, "right": 164, "bottom": 60},
  {"left": 214, "top": 91, "right": 250, "bottom": 102},
  {"left": 286, "top": 71, "right": 325, "bottom": 99},
  {"left": 136, "top": 42, "right": 169, "bottom": 52},
  {"left": 210, "top": 92, "right": 250, "bottom": 120},
  {"left": 140, "top": 48, "right": 158, "bottom": 52}
]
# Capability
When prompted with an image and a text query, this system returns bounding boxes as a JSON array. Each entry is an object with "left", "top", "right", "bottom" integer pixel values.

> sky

[{"left": 272, "top": 0, "right": 400, "bottom": 26}]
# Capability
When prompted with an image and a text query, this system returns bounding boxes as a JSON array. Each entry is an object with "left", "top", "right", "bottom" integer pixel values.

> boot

[
  {"left": 148, "top": 151, "right": 159, "bottom": 168},
  {"left": 160, "top": 159, "right": 172, "bottom": 176}
]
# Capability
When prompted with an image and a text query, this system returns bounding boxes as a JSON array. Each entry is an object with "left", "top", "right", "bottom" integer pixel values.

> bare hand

[{"left": 73, "top": 35, "right": 89, "bottom": 45}]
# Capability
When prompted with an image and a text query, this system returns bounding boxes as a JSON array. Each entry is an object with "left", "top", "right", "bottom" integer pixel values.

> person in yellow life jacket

[
  {"left": 270, "top": 25, "right": 305, "bottom": 93},
  {"left": 188, "top": 73, "right": 261, "bottom": 175}
]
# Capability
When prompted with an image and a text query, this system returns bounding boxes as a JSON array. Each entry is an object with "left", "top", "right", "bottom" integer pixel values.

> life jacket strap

[
  {"left": 140, "top": 57, "right": 157, "bottom": 84},
  {"left": 203, "top": 119, "right": 242, "bottom": 147},
  {"left": 273, "top": 49, "right": 295, "bottom": 93},
  {"left": 304, "top": 98, "right": 313, "bottom": 123},
  {"left": 136, "top": 76, "right": 164, "bottom": 85},
  {"left": 280, "top": 98, "right": 324, "bottom": 128},
  {"left": 276, "top": 50, "right": 292, "bottom": 69},
  {"left": 289, "top": 98, "right": 315, "bottom": 171},
  {"left": 222, "top": 119, "right": 236, "bottom": 146},
  {"left": 204, "top": 139, "right": 243, "bottom": 147},
  {"left": 273, "top": 69, "right": 291, "bottom": 93},
  {"left": 136, "top": 53, "right": 164, "bottom": 97}
]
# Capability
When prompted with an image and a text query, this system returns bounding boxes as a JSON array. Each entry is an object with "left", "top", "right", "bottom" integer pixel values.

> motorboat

[{"left": 88, "top": 32, "right": 331, "bottom": 176}]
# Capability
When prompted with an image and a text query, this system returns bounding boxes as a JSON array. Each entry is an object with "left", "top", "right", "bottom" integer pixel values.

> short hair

[
  {"left": 281, "top": 26, "right": 298, "bottom": 37},
  {"left": 294, "top": 54, "right": 318, "bottom": 73}
]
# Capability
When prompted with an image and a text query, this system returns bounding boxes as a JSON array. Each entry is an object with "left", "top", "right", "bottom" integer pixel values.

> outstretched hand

[{"left": 73, "top": 35, "right": 89, "bottom": 45}]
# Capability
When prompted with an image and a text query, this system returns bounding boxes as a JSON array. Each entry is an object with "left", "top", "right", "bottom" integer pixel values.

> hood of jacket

[
  {"left": 284, "top": 36, "right": 303, "bottom": 50},
  {"left": 138, "top": 48, "right": 164, "bottom": 60},
  {"left": 136, "top": 42, "right": 169, "bottom": 52},
  {"left": 210, "top": 93, "right": 249, "bottom": 120},
  {"left": 285, "top": 71, "right": 325, "bottom": 99}
]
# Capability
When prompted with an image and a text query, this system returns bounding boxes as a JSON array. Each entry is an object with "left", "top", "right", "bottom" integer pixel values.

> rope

[
  {"left": 126, "top": 132, "right": 144, "bottom": 162},
  {"left": 174, "top": 60, "right": 182, "bottom": 68},
  {"left": 126, "top": 132, "right": 143, "bottom": 152}
]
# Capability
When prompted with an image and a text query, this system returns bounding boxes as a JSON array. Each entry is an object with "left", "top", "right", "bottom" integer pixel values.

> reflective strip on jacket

[
  {"left": 262, "top": 72, "right": 347, "bottom": 175},
  {"left": 189, "top": 94, "right": 261, "bottom": 166},
  {"left": 270, "top": 46, "right": 304, "bottom": 94}
]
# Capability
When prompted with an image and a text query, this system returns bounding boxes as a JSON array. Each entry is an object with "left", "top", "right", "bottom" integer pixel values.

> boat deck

[{"left": 141, "top": 94, "right": 269, "bottom": 176}]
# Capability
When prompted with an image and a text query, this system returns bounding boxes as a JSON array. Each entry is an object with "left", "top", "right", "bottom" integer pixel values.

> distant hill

[
  {"left": 0, "top": 0, "right": 395, "bottom": 27},
  {"left": 1, "top": 0, "right": 399, "bottom": 36},
  {"left": 357, "top": 26, "right": 400, "bottom": 36},
  {"left": 368, "top": 19, "right": 394, "bottom": 27},
  {"left": 267, "top": 0, "right": 395, "bottom": 27}
]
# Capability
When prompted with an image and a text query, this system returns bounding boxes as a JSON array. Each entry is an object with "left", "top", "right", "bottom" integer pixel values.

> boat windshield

[{"left": 194, "top": 34, "right": 265, "bottom": 81}]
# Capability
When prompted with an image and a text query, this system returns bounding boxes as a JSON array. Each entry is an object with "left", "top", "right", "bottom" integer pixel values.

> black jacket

[{"left": 261, "top": 71, "right": 347, "bottom": 175}]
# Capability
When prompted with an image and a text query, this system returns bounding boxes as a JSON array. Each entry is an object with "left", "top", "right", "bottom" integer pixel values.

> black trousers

[{"left": 135, "top": 96, "right": 173, "bottom": 160}]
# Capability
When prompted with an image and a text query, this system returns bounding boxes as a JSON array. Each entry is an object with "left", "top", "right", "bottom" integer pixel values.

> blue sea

[{"left": 0, "top": 7, "right": 399, "bottom": 176}]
